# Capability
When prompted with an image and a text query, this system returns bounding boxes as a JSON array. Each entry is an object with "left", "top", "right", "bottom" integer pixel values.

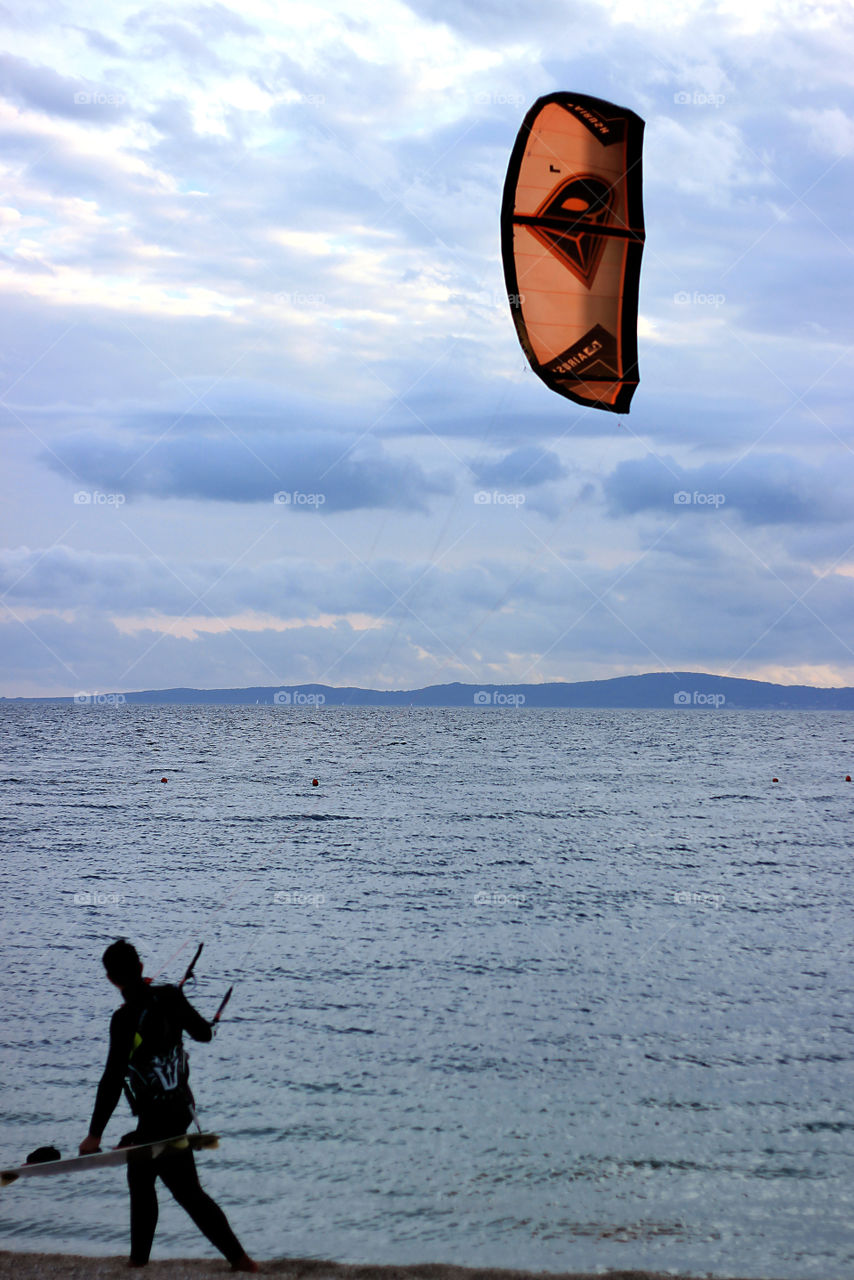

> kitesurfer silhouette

[{"left": 79, "top": 939, "right": 258, "bottom": 1272}]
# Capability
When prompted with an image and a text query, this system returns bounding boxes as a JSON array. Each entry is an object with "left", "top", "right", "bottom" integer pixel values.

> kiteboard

[{"left": 1, "top": 1132, "right": 219, "bottom": 1186}]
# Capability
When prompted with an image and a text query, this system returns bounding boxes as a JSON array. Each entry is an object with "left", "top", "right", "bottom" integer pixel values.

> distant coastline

[{"left": 4, "top": 671, "right": 854, "bottom": 710}]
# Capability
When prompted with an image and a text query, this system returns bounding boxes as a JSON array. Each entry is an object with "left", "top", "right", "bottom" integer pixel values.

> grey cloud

[
  {"left": 122, "top": 5, "right": 260, "bottom": 67},
  {"left": 0, "top": 545, "right": 477, "bottom": 624},
  {"left": 0, "top": 53, "right": 130, "bottom": 121},
  {"left": 125, "top": 3, "right": 260, "bottom": 42},
  {"left": 469, "top": 446, "right": 568, "bottom": 489},
  {"left": 130, "top": 20, "right": 226, "bottom": 69},
  {"left": 182, "top": 4, "right": 261, "bottom": 39},
  {"left": 783, "top": 524, "right": 854, "bottom": 565},
  {"left": 401, "top": 0, "right": 584, "bottom": 42},
  {"left": 3, "top": 538, "right": 853, "bottom": 697},
  {"left": 67, "top": 27, "right": 127, "bottom": 58},
  {"left": 603, "top": 453, "right": 854, "bottom": 525},
  {"left": 0, "top": 610, "right": 393, "bottom": 696},
  {"left": 43, "top": 430, "right": 453, "bottom": 513}
]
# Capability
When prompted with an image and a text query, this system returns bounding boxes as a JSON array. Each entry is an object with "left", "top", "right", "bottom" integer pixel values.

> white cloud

[{"left": 790, "top": 106, "right": 854, "bottom": 157}]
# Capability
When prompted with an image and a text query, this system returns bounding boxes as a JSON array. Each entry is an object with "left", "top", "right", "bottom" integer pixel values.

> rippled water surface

[{"left": 1, "top": 704, "right": 853, "bottom": 1277}]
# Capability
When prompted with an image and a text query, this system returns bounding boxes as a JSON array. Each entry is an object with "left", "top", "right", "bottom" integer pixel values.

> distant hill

[{"left": 5, "top": 672, "right": 854, "bottom": 709}]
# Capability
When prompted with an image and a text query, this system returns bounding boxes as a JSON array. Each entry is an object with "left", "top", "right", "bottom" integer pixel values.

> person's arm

[
  {"left": 172, "top": 986, "right": 214, "bottom": 1042},
  {"left": 79, "top": 1009, "right": 133, "bottom": 1154}
]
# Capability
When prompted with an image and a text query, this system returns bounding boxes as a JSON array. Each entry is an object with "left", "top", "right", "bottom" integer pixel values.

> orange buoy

[
  {"left": 846, "top": 776, "right": 851, "bottom": 782},
  {"left": 772, "top": 778, "right": 778, "bottom": 783},
  {"left": 161, "top": 776, "right": 168, "bottom": 783},
  {"left": 312, "top": 778, "right": 319, "bottom": 787}
]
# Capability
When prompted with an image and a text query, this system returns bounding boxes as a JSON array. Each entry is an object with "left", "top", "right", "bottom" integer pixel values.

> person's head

[{"left": 102, "top": 938, "right": 143, "bottom": 988}]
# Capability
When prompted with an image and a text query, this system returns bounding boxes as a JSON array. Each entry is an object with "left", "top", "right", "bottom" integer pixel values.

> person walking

[{"left": 80, "top": 939, "right": 257, "bottom": 1272}]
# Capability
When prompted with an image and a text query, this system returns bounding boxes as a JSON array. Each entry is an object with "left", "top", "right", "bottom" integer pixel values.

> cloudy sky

[{"left": 1, "top": 0, "right": 852, "bottom": 696}]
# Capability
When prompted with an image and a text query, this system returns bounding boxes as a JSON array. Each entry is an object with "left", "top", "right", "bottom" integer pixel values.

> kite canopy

[{"left": 501, "top": 92, "right": 645, "bottom": 414}]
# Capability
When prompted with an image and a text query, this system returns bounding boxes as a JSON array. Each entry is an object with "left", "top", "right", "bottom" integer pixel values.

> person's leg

[
  {"left": 156, "top": 1146, "right": 252, "bottom": 1266},
  {"left": 127, "top": 1157, "right": 159, "bottom": 1265}
]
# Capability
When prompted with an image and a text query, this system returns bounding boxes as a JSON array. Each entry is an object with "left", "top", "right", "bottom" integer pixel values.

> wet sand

[{"left": 0, "top": 1254, "right": 783, "bottom": 1280}]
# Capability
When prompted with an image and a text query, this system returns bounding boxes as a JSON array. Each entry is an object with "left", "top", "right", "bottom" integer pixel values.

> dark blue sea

[{"left": 1, "top": 704, "right": 853, "bottom": 1277}]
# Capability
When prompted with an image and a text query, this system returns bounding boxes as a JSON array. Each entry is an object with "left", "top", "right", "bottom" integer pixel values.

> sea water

[{"left": 1, "top": 703, "right": 853, "bottom": 1278}]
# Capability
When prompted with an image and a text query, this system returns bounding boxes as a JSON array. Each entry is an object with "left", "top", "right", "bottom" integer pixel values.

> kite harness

[{"left": 125, "top": 945, "right": 235, "bottom": 1129}]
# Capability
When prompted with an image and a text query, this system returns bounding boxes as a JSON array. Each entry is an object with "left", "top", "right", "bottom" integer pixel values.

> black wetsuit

[{"left": 89, "top": 980, "right": 245, "bottom": 1266}]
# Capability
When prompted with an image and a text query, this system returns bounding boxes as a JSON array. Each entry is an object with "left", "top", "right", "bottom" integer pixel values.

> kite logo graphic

[
  {"left": 544, "top": 324, "right": 619, "bottom": 381},
  {"left": 530, "top": 175, "right": 614, "bottom": 289},
  {"left": 564, "top": 100, "right": 627, "bottom": 145}
]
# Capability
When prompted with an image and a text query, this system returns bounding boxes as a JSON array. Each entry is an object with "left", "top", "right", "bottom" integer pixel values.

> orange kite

[{"left": 502, "top": 93, "right": 646, "bottom": 414}]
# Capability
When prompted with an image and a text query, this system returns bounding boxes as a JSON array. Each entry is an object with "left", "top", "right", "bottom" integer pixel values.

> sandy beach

[{"left": 0, "top": 1255, "right": 787, "bottom": 1280}]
